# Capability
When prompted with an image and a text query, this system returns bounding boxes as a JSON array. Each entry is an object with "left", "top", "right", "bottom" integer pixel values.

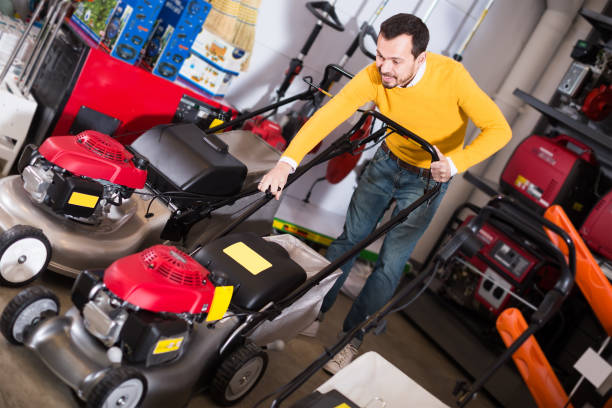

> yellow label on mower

[
  {"left": 209, "top": 118, "right": 225, "bottom": 132},
  {"left": 334, "top": 404, "right": 351, "bottom": 408},
  {"left": 223, "top": 242, "right": 272, "bottom": 275},
  {"left": 152, "top": 337, "right": 184, "bottom": 354},
  {"left": 67, "top": 192, "right": 99, "bottom": 208},
  {"left": 206, "top": 286, "right": 234, "bottom": 322}
]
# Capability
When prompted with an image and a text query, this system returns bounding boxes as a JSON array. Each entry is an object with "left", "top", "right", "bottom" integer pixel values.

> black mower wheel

[
  {"left": 0, "top": 225, "right": 51, "bottom": 286},
  {"left": 211, "top": 342, "right": 268, "bottom": 406},
  {"left": 0, "top": 286, "right": 59, "bottom": 344},
  {"left": 87, "top": 366, "right": 147, "bottom": 408}
]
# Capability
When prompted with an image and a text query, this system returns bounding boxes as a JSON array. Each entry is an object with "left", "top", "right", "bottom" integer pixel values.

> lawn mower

[
  {"left": 0, "top": 122, "right": 280, "bottom": 286},
  {"left": 0, "top": 105, "right": 442, "bottom": 408},
  {"left": 260, "top": 195, "right": 576, "bottom": 408},
  {"left": 0, "top": 61, "right": 351, "bottom": 288}
]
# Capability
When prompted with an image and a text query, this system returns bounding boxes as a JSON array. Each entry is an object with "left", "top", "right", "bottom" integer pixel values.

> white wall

[{"left": 221, "top": 0, "right": 547, "bottom": 256}]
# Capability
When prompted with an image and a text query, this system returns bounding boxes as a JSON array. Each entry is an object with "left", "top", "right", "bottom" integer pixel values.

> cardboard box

[
  {"left": 190, "top": 28, "right": 249, "bottom": 75},
  {"left": 101, "top": 0, "right": 163, "bottom": 65},
  {"left": 70, "top": 0, "right": 120, "bottom": 43},
  {"left": 178, "top": 53, "right": 237, "bottom": 97},
  {"left": 141, "top": 0, "right": 210, "bottom": 81}
]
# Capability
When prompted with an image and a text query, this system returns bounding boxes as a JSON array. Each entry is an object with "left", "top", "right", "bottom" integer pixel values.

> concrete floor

[{"left": 0, "top": 271, "right": 498, "bottom": 408}]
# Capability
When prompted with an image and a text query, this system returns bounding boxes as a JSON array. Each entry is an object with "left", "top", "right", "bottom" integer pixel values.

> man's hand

[
  {"left": 258, "top": 161, "right": 293, "bottom": 200},
  {"left": 430, "top": 146, "right": 452, "bottom": 182}
]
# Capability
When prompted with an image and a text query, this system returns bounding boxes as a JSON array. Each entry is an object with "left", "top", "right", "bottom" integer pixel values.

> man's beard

[{"left": 379, "top": 69, "right": 415, "bottom": 89}]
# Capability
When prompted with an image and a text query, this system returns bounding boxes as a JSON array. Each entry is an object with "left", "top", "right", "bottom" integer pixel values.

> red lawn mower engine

[
  {"left": 70, "top": 245, "right": 216, "bottom": 367},
  {"left": 17, "top": 131, "right": 147, "bottom": 224},
  {"left": 500, "top": 134, "right": 598, "bottom": 227}
]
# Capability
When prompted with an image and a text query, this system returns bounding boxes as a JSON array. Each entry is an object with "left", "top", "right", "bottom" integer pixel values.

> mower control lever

[{"left": 306, "top": 1, "right": 345, "bottom": 32}]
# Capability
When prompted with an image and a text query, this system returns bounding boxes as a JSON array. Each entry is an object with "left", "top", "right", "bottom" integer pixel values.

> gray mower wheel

[
  {"left": 1, "top": 285, "right": 59, "bottom": 344},
  {"left": 86, "top": 366, "right": 147, "bottom": 408},
  {"left": 211, "top": 342, "right": 268, "bottom": 406},
  {"left": 0, "top": 225, "right": 51, "bottom": 286}
]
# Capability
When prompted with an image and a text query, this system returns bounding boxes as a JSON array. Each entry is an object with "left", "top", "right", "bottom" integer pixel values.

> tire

[
  {"left": 87, "top": 367, "right": 147, "bottom": 408},
  {"left": 0, "top": 225, "right": 51, "bottom": 286},
  {"left": 0, "top": 286, "right": 59, "bottom": 344},
  {"left": 211, "top": 343, "right": 268, "bottom": 406}
]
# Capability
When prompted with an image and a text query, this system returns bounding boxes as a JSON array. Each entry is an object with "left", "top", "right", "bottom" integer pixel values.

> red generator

[
  {"left": 580, "top": 189, "right": 612, "bottom": 260},
  {"left": 500, "top": 134, "right": 599, "bottom": 227},
  {"left": 27, "top": 20, "right": 235, "bottom": 149},
  {"left": 458, "top": 215, "right": 545, "bottom": 316}
]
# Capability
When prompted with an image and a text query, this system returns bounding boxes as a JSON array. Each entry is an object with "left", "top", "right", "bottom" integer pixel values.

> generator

[
  {"left": 438, "top": 214, "right": 555, "bottom": 318},
  {"left": 580, "top": 189, "right": 612, "bottom": 260},
  {"left": 500, "top": 134, "right": 599, "bottom": 227}
]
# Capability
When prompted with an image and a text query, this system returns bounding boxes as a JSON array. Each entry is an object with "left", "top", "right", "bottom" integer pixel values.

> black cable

[{"left": 387, "top": 260, "right": 440, "bottom": 315}]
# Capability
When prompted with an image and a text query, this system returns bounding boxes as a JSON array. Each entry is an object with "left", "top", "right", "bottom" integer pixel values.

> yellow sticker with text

[
  {"left": 223, "top": 242, "right": 272, "bottom": 275},
  {"left": 206, "top": 286, "right": 234, "bottom": 322},
  {"left": 68, "top": 192, "right": 99, "bottom": 208},
  {"left": 153, "top": 337, "right": 184, "bottom": 354}
]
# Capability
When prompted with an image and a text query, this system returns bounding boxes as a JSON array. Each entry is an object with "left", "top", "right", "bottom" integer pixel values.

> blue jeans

[{"left": 322, "top": 146, "right": 449, "bottom": 337}]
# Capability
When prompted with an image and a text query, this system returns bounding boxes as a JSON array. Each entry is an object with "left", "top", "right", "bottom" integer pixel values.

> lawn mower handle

[{"left": 205, "top": 64, "right": 345, "bottom": 135}]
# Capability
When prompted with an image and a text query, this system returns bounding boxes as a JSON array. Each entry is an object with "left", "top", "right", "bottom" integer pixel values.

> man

[{"left": 258, "top": 13, "right": 511, "bottom": 374}]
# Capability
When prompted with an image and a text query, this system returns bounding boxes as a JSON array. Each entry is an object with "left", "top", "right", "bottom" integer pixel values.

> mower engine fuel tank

[{"left": 130, "top": 123, "right": 247, "bottom": 202}]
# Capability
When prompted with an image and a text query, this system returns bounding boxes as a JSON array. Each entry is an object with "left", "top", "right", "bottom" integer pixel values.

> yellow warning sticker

[
  {"left": 209, "top": 118, "right": 225, "bottom": 132},
  {"left": 152, "top": 337, "right": 184, "bottom": 355},
  {"left": 68, "top": 192, "right": 99, "bottom": 208},
  {"left": 223, "top": 242, "right": 272, "bottom": 275},
  {"left": 334, "top": 404, "right": 351, "bottom": 408},
  {"left": 514, "top": 174, "right": 527, "bottom": 189},
  {"left": 206, "top": 286, "right": 234, "bottom": 322}
]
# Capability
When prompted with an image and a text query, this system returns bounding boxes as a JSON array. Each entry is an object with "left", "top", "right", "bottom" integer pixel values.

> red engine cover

[
  {"left": 104, "top": 245, "right": 215, "bottom": 314},
  {"left": 38, "top": 131, "right": 147, "bottom": 189},
  {"left": 580, "top": 189, "right": 612, "bottom": 260}
]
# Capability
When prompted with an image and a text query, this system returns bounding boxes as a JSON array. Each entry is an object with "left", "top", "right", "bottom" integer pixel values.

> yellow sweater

[{"left": 282, "top": 53, "right": 511, "bottom": 173}]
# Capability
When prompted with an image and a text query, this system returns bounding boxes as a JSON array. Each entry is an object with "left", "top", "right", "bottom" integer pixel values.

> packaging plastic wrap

[{"left": 248, "top": 234, "right": 341, "bottom": 345}]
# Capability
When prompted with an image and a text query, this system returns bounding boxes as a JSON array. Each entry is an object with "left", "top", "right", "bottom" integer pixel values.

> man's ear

[{"left": 416, "top": 52, "right": 426, "bottom": 65}]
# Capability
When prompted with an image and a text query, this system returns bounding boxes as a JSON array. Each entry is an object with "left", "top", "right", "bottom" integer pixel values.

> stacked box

[
  {"left": 142, "top": 0, "right": 211, "bottom": 81},
  {"left": 101, "top": 0, "right": 163, "bottom": 65},
  {"left": 70, "top": 0, "right": 120, "bottom": 43},
  {"left": 178, "top": 53, "right": 237, "bottom": 97},
  {"left": 190, "top": 28, "right": 249, "bottom": 75}
]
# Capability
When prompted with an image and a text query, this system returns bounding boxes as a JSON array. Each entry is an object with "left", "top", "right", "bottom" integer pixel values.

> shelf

[{"left": 513, "top": 88, "right": 612, "bottom": 151}]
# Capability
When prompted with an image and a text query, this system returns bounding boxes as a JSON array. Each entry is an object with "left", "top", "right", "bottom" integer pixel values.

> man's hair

[{"left": 379, "top": 13, "right": 429, "bottom": 58}]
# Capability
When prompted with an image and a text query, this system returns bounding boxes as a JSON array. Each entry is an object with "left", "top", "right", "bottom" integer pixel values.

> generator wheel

[
  {"left": 1, "top": 286, "right": 59, "bottom": 344},
  {"left": 211, "top": 342, "right": 268, "bottom": 405},
  {"left": 0, "top": 225, "right": 51, "bottom": 286},
  {"left": 87, "top": 367, "right": 147, "bottom": 408}
]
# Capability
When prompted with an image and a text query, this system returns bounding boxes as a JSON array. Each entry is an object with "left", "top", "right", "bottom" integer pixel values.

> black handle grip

[
  {"left": 359, "top": 23, "right": 378, "bottom": 60},
  {"left": 277, "top": 58, "right": 303, "bottom": 99},
  {"left": 306, "top": 1, "right": 344, "bottom": 31}
]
